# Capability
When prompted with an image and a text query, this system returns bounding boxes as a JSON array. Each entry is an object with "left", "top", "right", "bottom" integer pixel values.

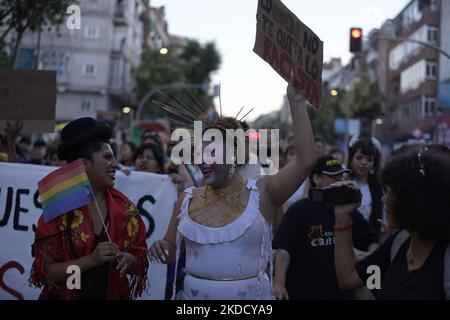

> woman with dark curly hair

[
  {"left": 347, "top": 136, "right": 384, "bottom": 233},
  {"left": 29, "top": 117, "right": 149, "bottom": 299},
  {"left": 333, "top": 144, "right": 450, "bottom": 299}
]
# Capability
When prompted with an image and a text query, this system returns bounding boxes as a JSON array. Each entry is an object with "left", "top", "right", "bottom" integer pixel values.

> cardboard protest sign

[
  {"left": 253, "top": 0, "right": 323, "bottom": 109},
  {"left": 0, "top": 70, "right": 56, "bottom": 132},
  {"left": 0, "top": 121, "right": 55, "bottom": 133}
]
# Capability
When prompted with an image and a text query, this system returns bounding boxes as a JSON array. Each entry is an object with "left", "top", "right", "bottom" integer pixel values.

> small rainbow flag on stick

[{"left": 38, "top": 159, "right": 93, "bottom": 223}]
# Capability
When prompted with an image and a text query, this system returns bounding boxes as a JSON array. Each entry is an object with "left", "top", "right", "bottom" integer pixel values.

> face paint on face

[
  {"left": 199, "top": 163, "right": 229, "bottom": 186},
  {"left": 198, "top": 140, "right": 230, "bottom": 186}
]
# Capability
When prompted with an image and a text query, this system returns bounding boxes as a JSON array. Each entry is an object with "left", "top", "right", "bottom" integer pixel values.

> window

[
  {"left": 416, "top": 99, "right": 423, "bottom": 119},
  {"left": 85, "top": 25, "right": 99, "bottom": 39},
  {"left": 426, "top": 61, "right": 437, "bottom": 80},
  {"left": 393, "top": 76, "right": 401, "bottom": 96},
  {"left": 430, "top": 0, "right": 438, "bottom": 10},
  {"left": 389, "top": 25, "right": 425, "bottom": 71},
  {"left": 424, "top": 97, "right": 436, "bottom": 117},
  {"left": 40, "top": 49, "right": 70, "bottom": 83},
  {"left": 387, "top": 24, "right": 441, "bottom": 71},
  {"left": 401, "top": 1, "right": 423, "bottom": 31},
  {"left": 82, "top": 63, "right": 97, "bottom": 76},
  {"left": 110, "top": 58, "right": 124, "bottom": 87},
  {"left": 398, "top": 97, "right": 425, "bottom": 122},
  {"left": 400, "top": 60, "right": 427, "bottom": 93},
  {"left": 427, "top": 26, "right": 438, "bottom": 45},
  {"left": 82, "top": 100, "right": 92, "bottom": 111}
]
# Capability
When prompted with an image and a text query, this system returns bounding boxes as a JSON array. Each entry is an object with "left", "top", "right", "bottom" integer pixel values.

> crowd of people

[{"left": 1, "top": 80, "right": 450, "bottom": 300}]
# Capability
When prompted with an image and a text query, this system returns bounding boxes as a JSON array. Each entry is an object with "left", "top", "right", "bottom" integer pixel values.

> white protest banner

[
  {"left": 0, "top": 162, "right": 177, "bottom": 300},
  {"left": 0, "top": 70, "right": 56, "bottom": 133},
  {"left": 253, "top": 0, "right": 323, "bottom": 110}
]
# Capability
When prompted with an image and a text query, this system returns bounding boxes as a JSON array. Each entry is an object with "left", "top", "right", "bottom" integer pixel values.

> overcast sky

[{"left": 151, "top": 0, "right": 410, "bottom": 121}]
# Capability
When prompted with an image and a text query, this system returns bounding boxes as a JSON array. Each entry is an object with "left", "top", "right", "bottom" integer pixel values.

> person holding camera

[
  {"left": 273, "top": 156, "right": 379, "bottom": 300},
  {"left": 333, "top": 145, "right": 450, "bottom": 299}
]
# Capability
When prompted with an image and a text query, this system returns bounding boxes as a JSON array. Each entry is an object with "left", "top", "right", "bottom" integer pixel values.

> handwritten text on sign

[{"left": 254, "top": 0, "right": 323, "bottom": 109}]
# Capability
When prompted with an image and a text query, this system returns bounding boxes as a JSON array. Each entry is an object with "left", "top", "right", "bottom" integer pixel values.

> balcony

[{"left": 114, "top": 2, "right": 127, "bottom": 25}]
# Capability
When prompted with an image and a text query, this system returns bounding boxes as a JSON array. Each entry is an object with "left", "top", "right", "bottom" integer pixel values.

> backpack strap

[
  {"left": 444, "top": 244, "right": 450, "bottom": 300},
  {"left": 390, "top": 230, "right": 410, "bottom": 262}
]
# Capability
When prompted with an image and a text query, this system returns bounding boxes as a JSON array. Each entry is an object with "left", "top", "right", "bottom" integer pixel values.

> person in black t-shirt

[
  {"left": 273, "top": 156, "right": 379, "bottom": 300},
  {"left": 333, "top": 144, "right": 450, "bottom": 300}
]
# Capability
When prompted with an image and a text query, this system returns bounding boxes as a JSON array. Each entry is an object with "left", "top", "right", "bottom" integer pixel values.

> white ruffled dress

[{"left": 173, "top": 179, "right": 273, "bottom": 300}]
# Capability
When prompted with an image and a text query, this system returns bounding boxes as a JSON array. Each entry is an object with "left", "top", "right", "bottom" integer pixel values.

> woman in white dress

[{"left": 149, "top": 81, "right": 316, "bottom": 300}]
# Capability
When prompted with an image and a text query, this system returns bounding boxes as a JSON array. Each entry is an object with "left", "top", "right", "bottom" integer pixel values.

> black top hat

[
  {"left": 57, "top": 117, "right": 112, "bottom": 161},
  {"left": 312, "top": 156, "right": 352, "bottom": 176}
]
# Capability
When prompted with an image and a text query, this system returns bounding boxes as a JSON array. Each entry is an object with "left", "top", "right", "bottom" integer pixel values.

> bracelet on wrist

[{"left": 333, "top": 220, "right": 353, "bottom": 231}]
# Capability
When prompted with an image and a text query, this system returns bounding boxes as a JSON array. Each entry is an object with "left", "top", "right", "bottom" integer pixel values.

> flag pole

[
  {"left": 85, "top": 165, "right": 121, "bottom": 265},
  {"left": 92, "top": 196, "right": 113, "bottom": 243},
  {"left": 85, "top": 181, "right": 113, "bottom": 242},
  {"left": 91, "top": 193, "right": 122, "bottom": 266}
]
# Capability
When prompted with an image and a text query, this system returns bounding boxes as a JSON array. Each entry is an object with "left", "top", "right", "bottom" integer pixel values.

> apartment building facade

[
  {"left": 375, "top": 0, "right": 450, "bottom": 144},
  {"left": 15, "top": 0, "right": 149, "bottom": 127}
]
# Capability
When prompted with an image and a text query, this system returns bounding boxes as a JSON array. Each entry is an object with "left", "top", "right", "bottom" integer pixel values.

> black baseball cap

[{"left": 311, "top": 156, "right": 352, "bottom": 176}]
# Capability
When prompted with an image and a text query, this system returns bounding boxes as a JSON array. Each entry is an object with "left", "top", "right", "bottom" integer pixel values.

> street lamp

[
  {"left": 122, "top": 106, "right": 131, "bottom": 114},
  {"left": 372, "top": 118, "right": 384, "bottom": 137},
  {"left": 330, "top": 89, "right": 338, "bottom": 97},
  {"left": 159, "top": 47, "right": 168, "bottom": 55}
]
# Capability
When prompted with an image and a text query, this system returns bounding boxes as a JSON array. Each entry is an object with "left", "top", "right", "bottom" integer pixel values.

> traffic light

[{"left": 349, "top": 27, "right": 362, "bottom": 53}]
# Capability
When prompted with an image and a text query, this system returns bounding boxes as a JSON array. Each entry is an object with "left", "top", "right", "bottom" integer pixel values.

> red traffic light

[
  {"left": 249, "top": 131, "right": 261, "bottom": 139},
  {"left": 349, "top": 27, "right": 363, "bottom": 53},
  {"left": 351, "top": 28, "right": 362, "bottom": 39}
]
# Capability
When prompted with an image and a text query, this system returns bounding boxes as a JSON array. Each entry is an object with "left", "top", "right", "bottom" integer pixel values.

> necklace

[{"left": 189, "top": 178, "right": 247, "bottom": 225}]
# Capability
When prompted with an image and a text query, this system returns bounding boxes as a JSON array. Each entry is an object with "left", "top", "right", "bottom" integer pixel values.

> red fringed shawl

[{"left": 29, "top": 188, "right": 149, "bottom": 300}]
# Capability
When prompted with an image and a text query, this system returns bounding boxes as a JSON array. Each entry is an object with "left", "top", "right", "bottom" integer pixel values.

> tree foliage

[
  {"left": 348, "top": 74, "right": 384, "bottom": 135},
  {"left": 308, "top": 90, "right": 347, "bottom": 143},
  {"left": 134, "top": 39, "right": 221, "bottom": 120},
  {"left": 180, "top": 40, "right": 221, "bottom": 84},
  {"left": 307, "top": 75, "right": 384, "bottom": 142},
  {"left": 0, "top": 0, "right": 73, "bottom": 67}
]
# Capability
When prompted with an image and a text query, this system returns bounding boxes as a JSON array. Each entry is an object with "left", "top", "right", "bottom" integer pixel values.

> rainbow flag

[{"left": 38, "top": 159, "right": 93, "bottom": 223}]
